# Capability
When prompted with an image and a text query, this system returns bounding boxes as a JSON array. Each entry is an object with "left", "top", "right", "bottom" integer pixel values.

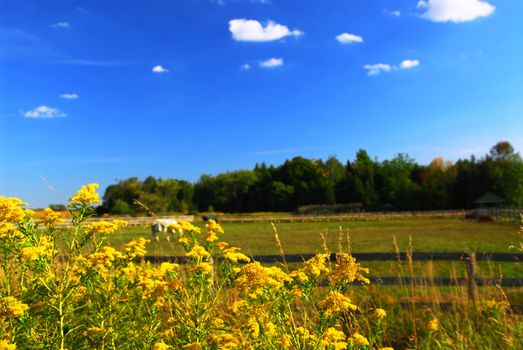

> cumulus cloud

[
  {"left": 152, "top": 65, "right": 169, "bottom": 73},
  {"left": 52, "top": 22, "right": 70, "bottom": 28},
  {"left": 418, "top": 0, "right": 495, "bottom": 22},
  {"left": 399, "top": 59, "right": 420, "bottom": 69},
  {"left": 364, "top": 59, "right": 421, "bottom": 76},
  {"left": 259, "top": 58, "right": 283, "bottom": 68},
  {"left": 335, "top": 33, "right": 363, "bottom": 44},
  {"left": 60, "top": 93, "right": 79, "bottom": 99},
  {"left": 363, "top": 64, "right": 392, "bottom": 76},
  {"left": 229, "top": 19, "right": 302, "bottom": 42},
  {"left": 24, "top": 106, "right": 66, "bottom": 119}
]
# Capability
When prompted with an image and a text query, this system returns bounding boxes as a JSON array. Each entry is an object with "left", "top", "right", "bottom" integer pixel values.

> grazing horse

[{"left": 151, "top": 219, "right": 178, "bottom": 241}]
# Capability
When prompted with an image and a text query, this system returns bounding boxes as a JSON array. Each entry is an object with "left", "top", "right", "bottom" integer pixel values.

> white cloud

[
  {"left": 152, "top": 65, "right": 169, "bottom": 73},
  {"left": 24, "top": 105, "right": 66, "bottom": 119},
  {"left": 384, "top": 10, "right": 401, "bottom": 17},
  {"left": 229, "top": 19, "right": 302, "bottom": 42},
  {"left": 259, "top": 57, "right": 283, "bottom": 68},
  {"left": 363, "top": 63, "right": 392, "bottom": 76},
  {"left": 399, "top": 59, "right": 420, "bottom": 69},
  {"left": 240, "top": 63, "right": 251, "bottom": 70},
  {"left": 60, "top": 93, "right": 79, "bottom": 100},
  {"left": 419, "top": 0, "right": 495, "bottom": 22},
  {"left": 335, "top": 33, "right": 363, "bottom": 44},
  {"left": 52, "top": 22, "right": 70, "bottom": 28}
]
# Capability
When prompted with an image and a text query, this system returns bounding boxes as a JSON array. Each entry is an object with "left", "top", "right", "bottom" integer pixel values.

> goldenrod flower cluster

[
  {"left": 222, "top": 246, "right": 250, "bottom": 263},
  {"left": 320, "top": 291, "right": 358, "bottom": 316},
  {"left": 0, "top": 339, "right": 16, "bottom": 350},
  {"left": 0, "top": 196, "right": 27, "bottom": 238},
  {"left": 205, "top": 219, "right": 223, "bottom": 242},
  {"left": 428, "top": 318, "right": 440, "bottom": 332},
  {"left": 374, "top": 308, "right": 387, "bottom": 320},
  {"left": 40, "top": 208, "right": 64, "bottom": 228},
  {"left": 328, "top": 252, "right": 370, "bottom": 285},
  {"left": 20, "top": 235, "right": 54, "bottom": 262},
  {"left": 124, "top": 237, "right": 150, "bottom": 259},
  {"left": 84, "top": 219, "right": 128, "bottom": 235},
  {"left": 68, "top": 183, "right": 101, "bottom": 207},
  {"left": 1, "top": 296, "right": 29, "bottom": 317}
]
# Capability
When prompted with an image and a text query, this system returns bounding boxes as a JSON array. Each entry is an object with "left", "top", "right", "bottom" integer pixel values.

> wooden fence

[
  {"left": 54, "top": 215, "right": 194, "bottom": 228},
  {"left": 215, "top": 210, "right": 468, "bottom": 223}
]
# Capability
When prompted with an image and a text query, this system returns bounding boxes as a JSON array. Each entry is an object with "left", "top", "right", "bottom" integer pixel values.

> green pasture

[
  {"left": 108, "top": 218, "right": 520, "bottom": 255},
  {"left": 106, "top": 218, "right": 522, "bottom": 278}
]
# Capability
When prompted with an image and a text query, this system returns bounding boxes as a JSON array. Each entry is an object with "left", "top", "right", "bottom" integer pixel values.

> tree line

[{"left": 98, "top": 141, "right": 523, "bottom": 215}]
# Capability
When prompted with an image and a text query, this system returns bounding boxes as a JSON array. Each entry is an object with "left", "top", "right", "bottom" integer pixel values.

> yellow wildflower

[
  {"left": 235, "top": 262, "right": 291, "bottom": 297},
  {"left": 40, "top": 208, "right": 64, "bottom": 228},
  {"left": 68, "top": 183, "right": 101, "bottom": 207},
  {"left": 278, "top": 334, "right": 292, "bottom": 349},
  {"left": 184, "top": 343, "right": 201, "bottom": 350},
  {"left": 0, "top": 339, "right": 16, "bottom": 350},
  {"left": 212, "top": 334, "right": 239, "bottom": 350},
  {"left": 0, "top": 196, "right": 27, "bottom": 223},
  {"left": 290, "top": 270, "right": 309, "bottom": 283},
  {"left": 321, "top": 328, "right": 347, "bottom": 350},
  {"left": 319, "top": 291, "right": 358, "bottom": 316},
  {"left": 223, "top": 247, "right": 250, "bottom": 263},
  {"left": 178, "top": 237, "right": 190, "bottom": 245},
  {"left": 124, "top": 237, "right": 150, "bottom": 259},
  {"left": 265, "top": 322, "right": 277, "bottom": 337},
  {"left": 379, "top": 348, "right": 394, "bottom": 350},
  {"left": 428, "top": 318, "right": 439, "bottom": 332},
  {"left": 374, "top": 308, "right": 387, "bottom": 319},
  {"left": 194, "top": 262, "right": 213, "bottom": 275},
  {"left": 205, "top": 230, "right": 218, "bottom": 242},
  {"left": 153, "top": 341, "right": 170, "bottom": 350},
  {"left": 84, "top": 220, "right": 128, "bottom": 235},
  {"left": 350, "top": 333, "right": 369, "bottom": 347},
  {"left": 247, "top": 317, "right": 260, "bottom": 338},
  {"left": 206, "top": 219, "right": 224, "bottom": 233},
  {"left": 185, "top": 245, "right": 210, "bottom": 260},
  {"left": 217, "top": 241, "right": 229, "bottom": 250},
  {"left": 20, "top": 235, "right": 54, "bottom": 262},
  {"left": 1, "top": 296, "right": 29, "bottom": 317},
  {"left": 328, "top": 253, "right": 370, "bottom": 286}
]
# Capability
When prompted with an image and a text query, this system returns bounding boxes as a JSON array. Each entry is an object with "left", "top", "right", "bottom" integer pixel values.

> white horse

[{"left": 151, "top": 219, "right": 178, "bottom": 241}]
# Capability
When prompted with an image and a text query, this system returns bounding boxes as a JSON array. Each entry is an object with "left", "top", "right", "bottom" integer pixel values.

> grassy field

[
  {"left": 109, "top": 218, "right": 520, "bottom": 255},
  {"left": 107, "top": 218, "right": 522, "bottom": 278}
]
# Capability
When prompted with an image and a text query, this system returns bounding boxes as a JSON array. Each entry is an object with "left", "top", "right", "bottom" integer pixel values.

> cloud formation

[
  {"left": 229, "top": 19, "right": 302, "bottom": 42},
  {"left": 24, "top": 106, "right": 66, "bottom": 119},
  {"left": 60, "top": 93, "right": 79, "bottom": 100},
  {"left": 418, "top": 0, "right": 495, "bottom": 22},
  {"left": 363, "top": 64, "right": 392, "bottom": 76},
  {"left": 399, "top": 59, "right": 420, "bottom": 69},
  {"left": 335, "top": 33, "right": 363, "bottom": 44},
  {"left": 240, "top": 63, "right": 251, "bottom": 70},
  {"left": 152, "top": 65, "right": 169, "bottom": 73},
  {"left": 52, "top": 22, "right": 70, "bottom": 28},
  {"left": 259, "top": 58, "right": 283, "bottom": 68},
  {"left": 364, "top": 59, "right": 420, "bottom": 75}
]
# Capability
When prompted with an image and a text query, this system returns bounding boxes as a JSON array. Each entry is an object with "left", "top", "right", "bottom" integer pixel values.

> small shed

[{"left": 473, "top": 192, "right": 505, "bottom": 208}]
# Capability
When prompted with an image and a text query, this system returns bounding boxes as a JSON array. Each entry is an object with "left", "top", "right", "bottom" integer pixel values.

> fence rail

[
  {"left": 139, "top": 251, "right": 523, "bottom": 289},
  {"left": 53, "top": 215, "right": 195, "bottom": 228}
]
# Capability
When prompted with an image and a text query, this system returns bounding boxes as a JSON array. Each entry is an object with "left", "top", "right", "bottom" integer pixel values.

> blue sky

[{"left": 1, "top": 0, "right": 522, "bottom": 207}]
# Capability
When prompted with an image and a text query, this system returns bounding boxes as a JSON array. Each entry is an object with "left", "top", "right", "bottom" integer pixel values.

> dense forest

[{"left": 98, "top": 141, "right": 523, "bottom": 215}]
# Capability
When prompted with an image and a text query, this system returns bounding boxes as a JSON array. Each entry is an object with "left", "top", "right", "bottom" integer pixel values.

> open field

[
  {"left": 107, "top": 218, "right": 523, "bottom": 278},
  {"left": 108, "top": 218, "right": 521, "bottom": 255}
]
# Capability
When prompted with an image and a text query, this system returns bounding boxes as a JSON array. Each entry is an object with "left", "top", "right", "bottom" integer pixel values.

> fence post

[{"left": 465, "top": 252, "right": 479, "bottom": 304}]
